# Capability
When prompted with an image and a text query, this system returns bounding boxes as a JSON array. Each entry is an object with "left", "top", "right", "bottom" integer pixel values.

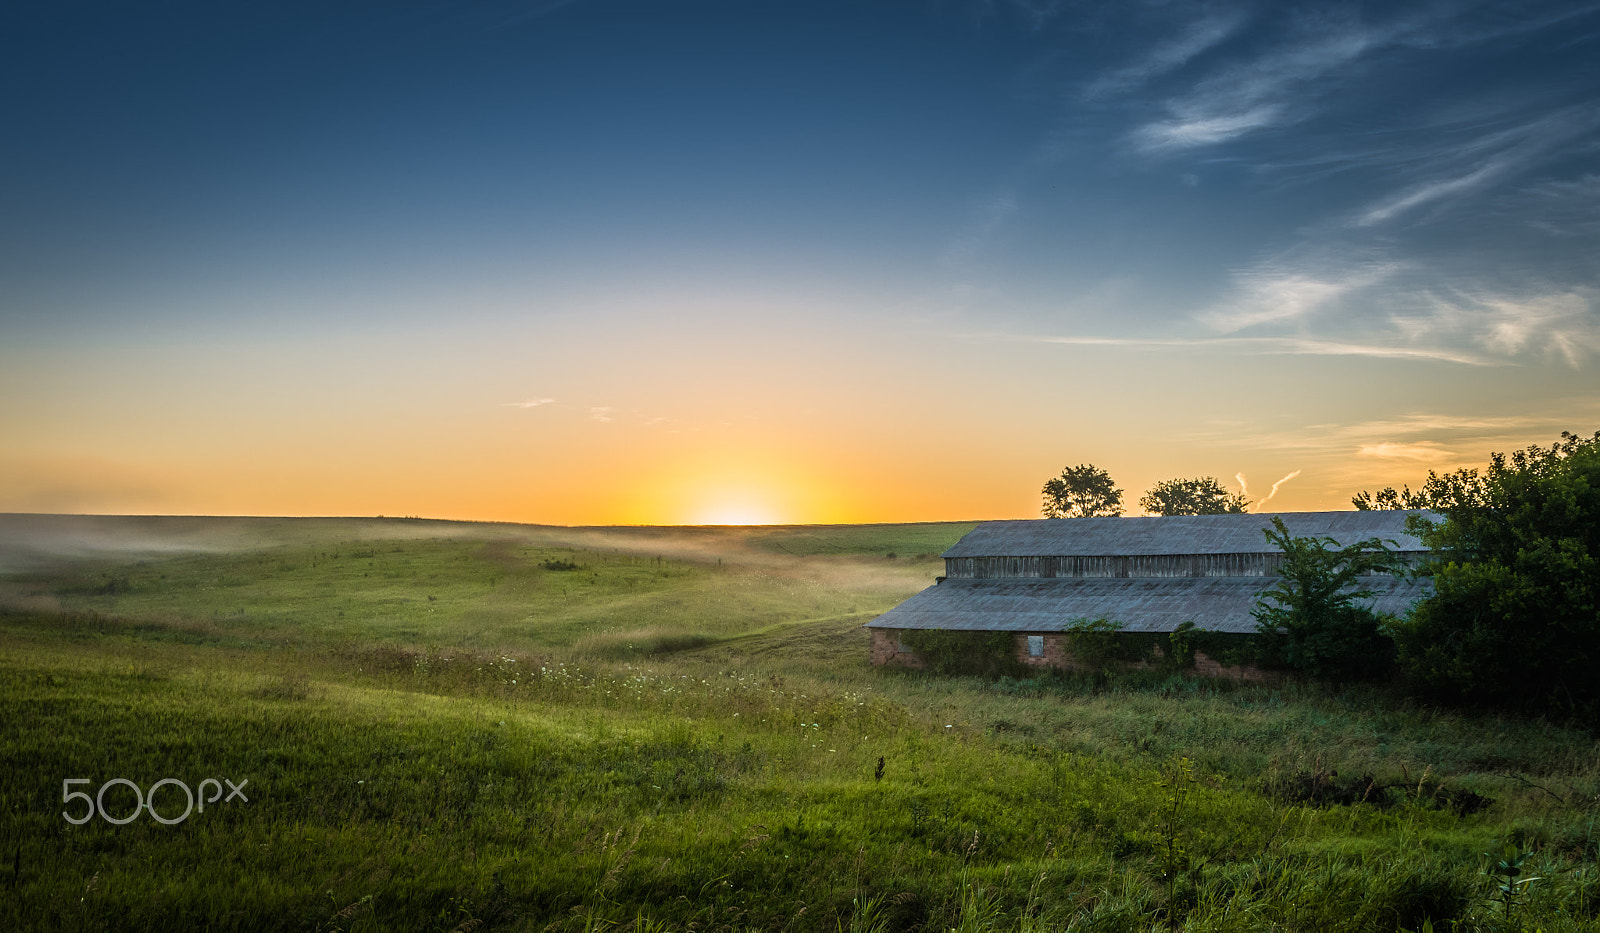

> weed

[
  {"left": 1487, "top": 843, "right": 1540, "bottom": 926},
  {"left": 1157, "top": 755, "right": 1199, "bottom": 932}
]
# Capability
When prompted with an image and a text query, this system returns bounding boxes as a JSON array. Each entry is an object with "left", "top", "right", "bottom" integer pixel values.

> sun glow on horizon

[
  {"left": 647, "top": 454, "right": 834, "bottom": 526},
  {"left": 691, "top": 503, "right": 784, "bottom": 526}
]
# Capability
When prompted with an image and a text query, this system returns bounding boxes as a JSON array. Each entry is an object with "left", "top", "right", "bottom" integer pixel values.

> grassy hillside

[{"left": 1, "top": 516, "right": 1597, "bottom": 932}]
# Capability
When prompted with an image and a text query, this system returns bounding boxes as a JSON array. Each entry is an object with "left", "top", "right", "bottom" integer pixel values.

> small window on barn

[
  {"left": 896, "top": 631, "right": 912, "bottom": 653},
  {"left": 1027, "top": 635, "right": 1044, "bottom": 657}
]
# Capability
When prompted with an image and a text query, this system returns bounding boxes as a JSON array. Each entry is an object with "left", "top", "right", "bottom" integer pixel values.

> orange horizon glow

[
  {"left": 0, "top": 450, "right": 1537, "bottom": 527},
  {"left": 3, "top": 328, "right": 1594, "bottom": 526}
]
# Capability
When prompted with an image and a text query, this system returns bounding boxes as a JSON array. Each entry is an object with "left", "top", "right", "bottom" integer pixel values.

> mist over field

[{"left": 0, "top": 514, "right": 492, "bottom": 574}]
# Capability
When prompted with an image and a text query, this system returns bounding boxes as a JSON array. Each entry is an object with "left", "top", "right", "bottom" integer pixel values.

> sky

[{"left": 2, "top": 0, "right": 1598, "bottom": 525}]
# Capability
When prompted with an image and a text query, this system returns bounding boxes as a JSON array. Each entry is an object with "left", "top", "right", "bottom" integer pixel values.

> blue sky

[{"left": 3, "top": 0, "right": 1598, "bottom": 522}]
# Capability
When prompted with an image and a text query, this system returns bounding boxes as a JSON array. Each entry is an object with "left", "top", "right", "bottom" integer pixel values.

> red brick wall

[
  {"left": 868, "top": 628, "right": 926, "bottom": 668},
  {"left": 1192, "top": 649, "right": 1277, "bottom": 682},
  {"left": 1012, "top": 632, "right": 1070, "bottom": 668}
]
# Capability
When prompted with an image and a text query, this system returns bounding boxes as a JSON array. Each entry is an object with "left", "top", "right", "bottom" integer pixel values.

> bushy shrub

[
  {"left": 899, "top": 629, "right": 1026, "bottom": 677},
  {"left": 1386, "top": 431, "right": 1600, "bottom": 717},
  {"left": 1065, "top": 618, "right": 1161, "bottom": 667},
  {"left": 1252, "top": 517, "right": 1403, "bottom": 681}
]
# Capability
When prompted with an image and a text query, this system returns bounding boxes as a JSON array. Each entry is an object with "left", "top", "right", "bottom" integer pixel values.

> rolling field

[{"left": 2, "top": 515, "right": 1598, "bottom": 932}]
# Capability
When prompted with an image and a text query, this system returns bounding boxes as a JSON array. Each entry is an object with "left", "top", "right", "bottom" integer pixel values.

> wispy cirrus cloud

[
  {"left": 978, "top": 246, "right": 1597, "bottom": 369},
  {"left": 1260, "top": 336, "right": 1490, "bottom": 365},
  {"left": 1349, "top": 106, "right": 1600, "bottom": 227},
  {"left": 1198, "top": 259, "right": 1401, "bottom": 333},
  {"left": 1516, "top": 174, "right": 1600, "bottom": 236},
  {"left": 1085, "top": 8, "right": 1247, "bottom": 100},
  {"left": 1124, "top": 4, "right": 1600, "bottom": 160},
  {"left": 1355, "top": 162, "right": 1508, "bottom": 227},
  {"left": 1179, "top": 412, "right": 1585, "bottom": 497},
  {"left": 503, "top": 398, "right": 691, "bottom": 430},
  {"left": 1181, "top": 407, "right": 1600, "bottom": 499},
  {"left": 1197, "top": 412, "right": 1588, "bottom": 463},
  {"left": 995, "top": 3, "right": 1597, "bottom": 376},
  {"left": 1185, "top": 234, "right": 1598, "bottom": 367},
  {"left": 970, "top": 329, "right": 1497, "bottom": 365},
  {"left": 1136, "top": 105, "right": 1284, "bottom": 152},
  {"left": 1394, "top": 287, "right": 1600, "bottom": 368},
  {"left": 1356, "top": 441, "right": 1452, "bottom": 460},
  {"left": 1131, "top": 14, "right": 1395, "bottom": 154}
]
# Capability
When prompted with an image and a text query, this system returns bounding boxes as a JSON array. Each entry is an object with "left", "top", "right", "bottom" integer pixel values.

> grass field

[{"left": 2, "top": 515, "right": 1598, "bottom": 932}]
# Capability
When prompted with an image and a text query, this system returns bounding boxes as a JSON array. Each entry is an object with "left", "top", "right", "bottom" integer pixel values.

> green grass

[{"left": 2, "top": 516, "right": 1598, "bottom": 932}]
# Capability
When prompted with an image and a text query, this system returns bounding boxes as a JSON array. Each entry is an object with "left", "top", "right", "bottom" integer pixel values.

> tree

[
  {"left": 1352, "top": 458, "right": 1508, "bottom": 513},
  {"left": 1386, "top": 431, "right": 1600, "bottom": 715},
  {"left": 1252, "top": 516, "right": 1404, "bottom": 681},
  {"left": 1351, "top": 486, "right": 1433, "bottom": 510},
  {"left": 1140, "top": 477, "right": 1249, "bottom": 516},
  {"left": 1042, "top": 464, "right": 1123, "bottom": 518}
]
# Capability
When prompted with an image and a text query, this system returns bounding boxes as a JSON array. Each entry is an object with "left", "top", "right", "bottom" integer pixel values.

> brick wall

[
  {"left": 1192, "top": 650, "right": 1277, "bottom": 682},
  {"left": 1012, "top": 632, "right": 1071, "bottom": 668},
  {"left": 868, "top": 628, "right": 926, "bottom": 668},
  {"left": 870, "top": 627, "right": 1275, "bottom": 681}
]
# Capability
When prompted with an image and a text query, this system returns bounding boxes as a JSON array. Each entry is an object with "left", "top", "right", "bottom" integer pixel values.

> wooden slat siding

[
  {"left": 945, "top": 553, "right": 1281, "bottom": 579},
  {"left": 944, "top": 550, "right": 1428, "bottom": 580}
]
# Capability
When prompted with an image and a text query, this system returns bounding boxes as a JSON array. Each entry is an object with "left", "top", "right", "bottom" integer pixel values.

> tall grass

[{"left": 2, "top": 517, "right": 1598, "bottom": 931}]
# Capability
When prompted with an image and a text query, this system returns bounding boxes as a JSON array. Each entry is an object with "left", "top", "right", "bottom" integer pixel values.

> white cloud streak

[
  {"left": 1249, "top": 470, "right": 1301, "bottom": 511},
  {"left": 1124, "top": 6, "right": 1599, "bottom": 158},
  {"left": 1356, "top": 162, "right": 1508, "bottom": 227},
  {"left": 505, "top": 398, "right": 556, "bottom": 408},
  {"left": 1348, "top": 107, "right": 1600, "bottom": 228},
  {"left": 1132, "top": 17, "right": 1392, "bottom": 153},
  {"left": 1195, "top": 412, "right": 1592, "bottom": 467},
  {"left": 1136, "top": 105, "right": 1284, "bottom": 152},
  {"left": 1086, "top": 9, "right": 1247, "bottom": 100},
  {"left": 1356, "top": 441, "right": 1452, "bottom": 460},
  {"left": 1184, "top": 247, "right": 1598, "bottom": 368},
  {"left": 983, "top": 330, "right": 1498, "bottom": 365},
  {"left": 1199, "top": 261, "right": 1401, "bottom": 332},
  {"left": 1186, "top": 407, "right": 1600, "bottom": 496},
  {"left": 1393, "top": 288, "right": 1600, "bottom": 368}
]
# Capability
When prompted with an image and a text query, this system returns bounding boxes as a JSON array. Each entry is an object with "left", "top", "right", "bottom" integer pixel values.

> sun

[
  {"left": 693, "top": 502, "right": 782, "bottom": 526},
  {"left": 658, "top": 461, "right": 816, "bottom": 525}
]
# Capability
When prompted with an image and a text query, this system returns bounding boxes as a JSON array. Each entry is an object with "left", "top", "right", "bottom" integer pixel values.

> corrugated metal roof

[
  {"left": 866, "top": 576, "right": 1433, "bottom": 634},
  {"left": 941, "top": 511, "right": 1437, "bottom": 559}
]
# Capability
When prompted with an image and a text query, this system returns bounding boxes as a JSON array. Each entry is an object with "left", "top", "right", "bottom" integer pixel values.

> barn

[{"left": 867, "top": 510, "right": 1436, "bottom": 678}]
